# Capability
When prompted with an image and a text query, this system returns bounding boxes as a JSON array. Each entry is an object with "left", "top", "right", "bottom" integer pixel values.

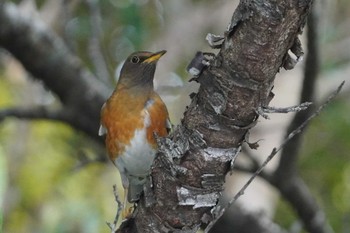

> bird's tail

[{"left": 127, "top": 183, "right": 144, "bottom": 202}]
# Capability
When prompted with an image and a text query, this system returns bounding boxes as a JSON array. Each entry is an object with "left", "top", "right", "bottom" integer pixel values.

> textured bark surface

[{"left": 122, "top": 0, "right": 314, "bottom": 232}]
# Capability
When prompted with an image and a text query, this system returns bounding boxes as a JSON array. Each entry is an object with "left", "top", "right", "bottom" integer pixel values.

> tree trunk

[{"left": 121, "top": 0, "right": 314, "bottom": 232}]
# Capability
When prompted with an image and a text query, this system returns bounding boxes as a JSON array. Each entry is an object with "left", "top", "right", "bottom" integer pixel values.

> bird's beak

[{"left": 143, "top": 50, "right": 167, "bottom": 63}]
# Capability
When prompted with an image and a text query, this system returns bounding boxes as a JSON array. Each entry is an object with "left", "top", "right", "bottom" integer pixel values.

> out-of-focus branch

[
  {"left": 270, "top": 81, "right": 343, "bottom": 233},
  {"left": 85, "top": 0, "right": 111, "bottom": 84},
  {"left": 274, "top": 4, "right": 320, "bottom": 180},
  {"left": 231, "top": 80, "right": 343, "bottom": 233},
  {"left": 0, "top": 106, "right": 69, "bottom": 122},
  {"left": 219, "top": 79, "right": 343, "bottom": 233},
  {"left": 210, "top": 205, "right": 288, "bottom": 233},
  {"left": 272, "top": 6, "right": 335, "bottom": 233},
  {"left": 208, "top": 79, "right": 337, "bottom": 230},
  {"left": 0, "top": 2, "right": 109, "bottom": 141}
]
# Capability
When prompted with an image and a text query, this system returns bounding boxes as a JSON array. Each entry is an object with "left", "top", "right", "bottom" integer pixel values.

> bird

[{"left": 99, "top": 50, "right": 170, "bottom": 217}]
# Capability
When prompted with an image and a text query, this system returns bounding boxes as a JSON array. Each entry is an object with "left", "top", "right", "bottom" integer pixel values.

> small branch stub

[{"left": 257, "top": 102, "right": 313, "bottom": 119}]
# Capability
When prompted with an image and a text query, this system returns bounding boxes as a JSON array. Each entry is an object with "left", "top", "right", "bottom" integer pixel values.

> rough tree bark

[
  {"left": 121, "top": 0, "right": 314, "bottom": 232},
  {"left": 0, "top": 0, "right": 319, "bottom": 232}
]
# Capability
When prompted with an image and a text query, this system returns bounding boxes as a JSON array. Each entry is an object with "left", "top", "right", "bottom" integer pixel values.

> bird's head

[{"left": 118, "top": 50, "right": 166, "bottom": 89}]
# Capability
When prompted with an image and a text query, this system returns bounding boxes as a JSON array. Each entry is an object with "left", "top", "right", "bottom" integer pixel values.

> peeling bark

[{"left": 121, "top": 0, "right": 314, "bottom": 232}]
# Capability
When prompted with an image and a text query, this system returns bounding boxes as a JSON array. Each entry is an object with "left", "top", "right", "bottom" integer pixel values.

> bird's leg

[
  {"left": 119, "top": 173, "right": 133, "bottom": 220},
  {"left": 121, "top": 188, "right": 131, "bottom": 220}
]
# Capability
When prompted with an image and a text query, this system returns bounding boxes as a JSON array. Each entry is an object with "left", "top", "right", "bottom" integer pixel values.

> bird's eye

[{"left": 131, "top": 56, "right": 140, "bottom": 64}]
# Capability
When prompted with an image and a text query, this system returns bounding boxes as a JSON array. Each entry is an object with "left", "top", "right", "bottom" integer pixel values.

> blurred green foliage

[
  {"left": 274, "top": 100, "right": 350, "bottom": 232},
  {"left": 2, "top": 122, "right": 125, "bottom": 232},
  {"left": 1, "top": 117, "right": 119, "bottom": 233},
  {"left": 0, "top": 146, "right": 6, "bottom": 232},
  {"left": 1, "top": 0, "right": 350, "bottom": 232},
  {"left": 1, "top": 0, "right": 165, "bottom": 232},
  {"left": 301, "top": 101, "right": 350, "bottom": 231}
]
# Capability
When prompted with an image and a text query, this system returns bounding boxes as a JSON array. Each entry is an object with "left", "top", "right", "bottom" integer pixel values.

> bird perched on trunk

[{"left": 99, "top": 50, "right": 170, "bottom": 217}]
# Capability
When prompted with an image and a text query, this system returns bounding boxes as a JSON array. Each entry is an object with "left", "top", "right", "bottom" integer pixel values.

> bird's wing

[
  {"left": 166, "top": 118, "right": 172, "bottom": 134},
  {"left": 98, "top": 103, "right": 107, "bottom": 136},
  {"left": 98, "top": 124, "right": 107, "bottom": 136}
]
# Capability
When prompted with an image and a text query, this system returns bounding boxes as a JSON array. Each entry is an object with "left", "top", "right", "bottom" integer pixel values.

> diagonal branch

[
  {"left": 207, "top": 81, "right": 344, "bottom": 232},
  {"left": 0, "top": 2, "right": 109, "bottom": 140},
  {"left": 0, "top": 105, "right": 105, "bottom": 144}
]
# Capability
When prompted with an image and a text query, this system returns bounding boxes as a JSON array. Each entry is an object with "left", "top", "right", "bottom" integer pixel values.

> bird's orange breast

[
  {"left": 100, "top": 87, "right": 169, "bottom": 162},
  {"left": 144, "top": 94, "right": 169, "bottom": 146}
]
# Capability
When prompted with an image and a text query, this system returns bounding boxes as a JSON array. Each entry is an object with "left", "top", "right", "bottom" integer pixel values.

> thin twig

[
  {"left": 106, "top": 185, "right": 123, "bottom": 233},
  {"left": 257, "top": 102, "right": 312, "bottom": 119},
  {"left": 205, "top": 81, "right": 345, "bottom": 233},
  {"left": 262, "top": 102, "right": 312, "bottom": 113}
]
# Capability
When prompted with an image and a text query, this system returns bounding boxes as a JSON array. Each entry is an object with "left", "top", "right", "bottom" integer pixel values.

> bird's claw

[{"left": 121, "top": 206, "right": 133, "bottom": 221}]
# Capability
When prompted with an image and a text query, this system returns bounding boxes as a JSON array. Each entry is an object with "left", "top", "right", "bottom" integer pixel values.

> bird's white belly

[{"left": 114, "top": 109, "right": 156, "bottom": 180}]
